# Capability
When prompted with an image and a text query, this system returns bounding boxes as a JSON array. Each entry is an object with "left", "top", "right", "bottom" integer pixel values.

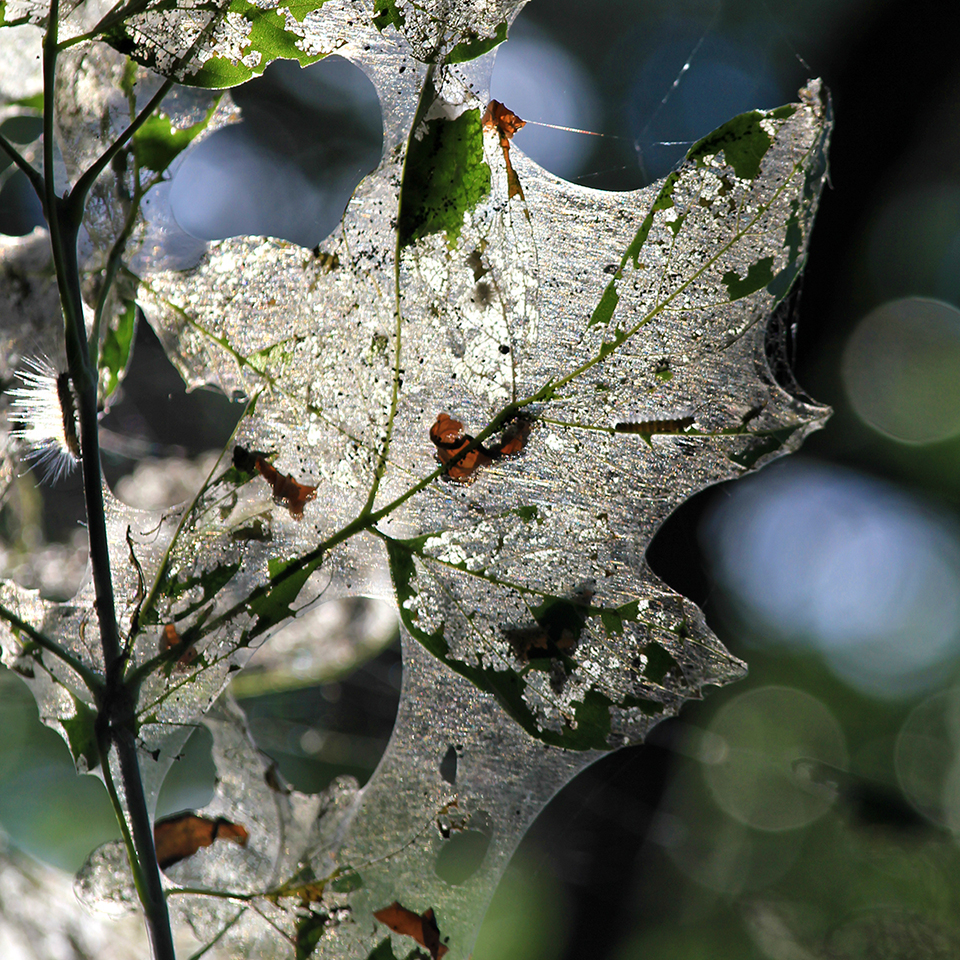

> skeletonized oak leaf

[{"left": 0, "top": 5, "right": 832, "bottom": 956}]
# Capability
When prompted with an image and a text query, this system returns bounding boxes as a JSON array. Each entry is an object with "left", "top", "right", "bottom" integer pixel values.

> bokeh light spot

[
  {"left": 703, "top": 461, "right": 960, "bottom": 698},
  {"left": 863, "top": 185, "right": 960, "bottom": 305},
  {"left": 703, "top": 686, "right": 847, "bottom": 831},
  {"left": 653, "top": 758, "right": 802, "bottom": 896},
  {"left": 895, "top": 688, "right": 960, "bottom": 831},
  {"left": 843, "top": 297, "right": 960, "bottom": 443}
]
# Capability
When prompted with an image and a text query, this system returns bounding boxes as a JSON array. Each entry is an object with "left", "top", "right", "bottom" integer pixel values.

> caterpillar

[
  {"left": 614, "top": 416, "right": 695, "bottom": 435},
  {"left": 55, "top": 373, "right": 82, "bottom": 461},
  {"left": 7, "top": 356, "right": 81, "bottom": 484}
]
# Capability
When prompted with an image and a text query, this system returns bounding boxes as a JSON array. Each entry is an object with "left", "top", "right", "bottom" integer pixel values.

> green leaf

[
  {"left": 371, "top": 0, "right": 405, "bottom": 32},
  {"left": 398, "top": 107, "right": 490, "bottom": 247},
  {"left": 722, "top": 256, "right": 775, "bottom": 300},
  {"left": 101, "top": 0, "right": 332, "bottom": 89},
  {"left": 365, "top": 939, "right": 401, "bottom": 960},
  {"left": 641, "top": 641, "right": 680, "bottom": 685},
  {"left": 247, "top": 554, "right": 325, "bottom": 636},
  {"left": 132, "top": 109, "right": 215, "bottom": 173},
  {"left": 6, "top": 92, "right": 44, "bottom": 111},
  {"left": 447, "top": 20, "right": 508, "bottom": 64},
  {"left": 61, "top": 694, "right": 99, "bottom": 773},
  {"left": 329, "top": 869, "right": 364, "bottom": 893},
  {"left": 688, "top": 107, "right": 795, "bottom": 180},
  {"left": 98, "top": 299, "right": 137, "bottom": 405},
  {"left": 295, "top": 909, "right": 329, "bottom": 960}
]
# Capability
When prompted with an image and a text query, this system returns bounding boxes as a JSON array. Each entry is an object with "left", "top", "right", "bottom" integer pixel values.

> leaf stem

[
  {"left": 0, "top": 130, "right": 45, "bottom": 199},
  {"left": 67, "top": 74, "right": 174, "bottom": 220},
  {"left": 90, "top": 178, "right": 152, "bottom": 370},
  {"left": 359, "top": 61, "right": 437, "bottom": 517},
  {"left": 0, "top": 602, "right": 104, "bottom": 695},
  {"left": 99, "top": 724, "right": 177, "bottom": 960}
]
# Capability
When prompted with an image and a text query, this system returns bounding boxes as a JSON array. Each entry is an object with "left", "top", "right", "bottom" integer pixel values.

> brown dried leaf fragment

[
  {"left": 159, "top": 623, "right": 196, "bottom": 669},
  {"left": 233, "top": 444, "right": 318, "bottom": 519},
  {"left": 153, "top": 812, "right": 250, "bottom": 869},
  {"left": 430, "top": 413, "right": 492, "bottom": 481},
  {"left": 482, "top": 99, "right": 526, "bottom": 199},
  {"left": 373, "top": 901, "right": 449, "bottom": 959},
  {"left": 429, "top": 413, "right": 531, "bottom": 483}
]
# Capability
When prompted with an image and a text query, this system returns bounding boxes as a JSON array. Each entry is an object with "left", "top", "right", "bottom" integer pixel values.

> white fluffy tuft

[{"left": 7, "top": 356, "right": 81, "bottom": 484}]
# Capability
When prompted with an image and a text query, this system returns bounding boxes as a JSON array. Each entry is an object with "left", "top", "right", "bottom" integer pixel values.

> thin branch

[
  {"left": 0, "top": 602, "right": 104, "bottom": 695},
  {"left": 42, "top": 9, "right": 175, "bottom": 960},
  {"left": 99, "top": 729, "right": 176, "bottom": 959},
  {"left": 43, "top": 0, "right": 124, "bottom": 679},
  {"left": 114, "top": 724, "right": 177, "bottom": 958},
  {"left": 0, "top": 131, "right": 45, "bottom": 200}
]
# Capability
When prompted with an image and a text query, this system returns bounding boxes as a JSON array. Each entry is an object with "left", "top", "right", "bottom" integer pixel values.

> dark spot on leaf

[
  {"left": 473, "top": 280, "right": 494, "bottom": 306},
  {"left": 503, "top": 584, "right": 594, "bottom": 663},
  {"left": 311, "top": 249, "right": 340, "bottom": 271},
  {"left": 439, "top": 745, "right": 458, "bottom": 784},
  {"left": 642, "top": 642, "right": 679, "bottom": 684},
  {"left": 466, "top": 247, "right": 487, "bottom": 281},
  {"left": 159, "top": 623, "right": 197, "bottom": 669}
]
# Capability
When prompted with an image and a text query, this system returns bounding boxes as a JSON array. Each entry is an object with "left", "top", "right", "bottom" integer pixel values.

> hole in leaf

[
  {"left": 169, "top": 56, "right": 383, "bottom": 247},
  {"left": 0, "top": 667, "right": 119, "bottom": 871},
  {"left": 103, "top": 319, "right": 243, "bottom": 509},
  {"left": 482, "top": 738, "right": 672, "bottom": 960},
  {"left": 489, "top": 16, "right": 604, "bottom": 187},
  {"left": 493, "top": 6, "right": 799, "bottom": 192},
  {"left": 0, "top": 114, "right": 43, "bottom": 145},
  {"left": 231, "top": 600, "right": 401, "bottom": 794},
  {"left": 434, "top": 827, "right": 491, "bottom": 886},
  {"left": 155, "top": 723, "right": 216, "bottom": 818},
  {"left": 0, "top": 169, "right": 44, "bottom": 236},
  {"left": 439, "top": 744, "right": 459, "bottom": 785}
]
